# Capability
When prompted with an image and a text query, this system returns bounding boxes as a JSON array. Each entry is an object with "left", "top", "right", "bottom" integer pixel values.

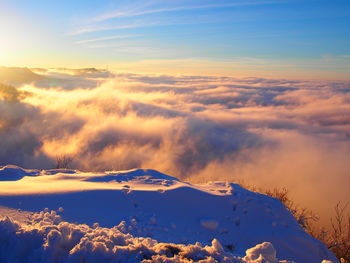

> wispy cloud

[
  {"left": 75, "top": 34, "right": 140, "bottom": 45},
  {"left": 93, "top": 1, "right": 283, "bottom": 22},
  {"left": 69, "top": 0, "right": 290, "bottom": 36},
  {"left": 68, "top": 21, "right": 165, "bottom": 36},
  {"left": 68, "top": 19, "right": 208, "bottom": 35}
]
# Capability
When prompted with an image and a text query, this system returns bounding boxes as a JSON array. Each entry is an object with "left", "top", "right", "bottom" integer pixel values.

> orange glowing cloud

[{"left": 0, "top": 66, "right": 350, "bottom": 225}]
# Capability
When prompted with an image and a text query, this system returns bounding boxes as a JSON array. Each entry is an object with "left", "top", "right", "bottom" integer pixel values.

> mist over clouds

[{"left": 1, "top": 67, "right": 350, "bottom": 223}]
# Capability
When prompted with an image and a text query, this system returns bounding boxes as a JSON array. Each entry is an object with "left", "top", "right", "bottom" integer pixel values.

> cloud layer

[{"left": 1, "top": 67, "right": 350, "bottom": 223}]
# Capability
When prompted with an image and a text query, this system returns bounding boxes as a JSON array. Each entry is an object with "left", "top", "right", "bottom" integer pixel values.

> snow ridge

[{"left": 0, "top": 165, "right": 338, "bottom": 262}]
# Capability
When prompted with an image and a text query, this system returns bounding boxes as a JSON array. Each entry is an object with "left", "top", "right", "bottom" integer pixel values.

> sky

[{"left": 0, "top": 0, "right": 349, "bottom": 79}]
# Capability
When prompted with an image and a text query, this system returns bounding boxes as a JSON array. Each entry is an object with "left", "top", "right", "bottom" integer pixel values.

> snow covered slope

[{"left": 0, "top": 165, "right": 337, "bottom": 262}]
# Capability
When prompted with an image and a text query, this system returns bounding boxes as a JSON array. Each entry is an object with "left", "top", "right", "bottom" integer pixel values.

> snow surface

[{"left": 0, "top": 165, "right": 338, "bottom": 263}]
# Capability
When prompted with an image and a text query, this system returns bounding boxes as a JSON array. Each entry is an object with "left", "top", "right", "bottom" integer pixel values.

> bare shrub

[
  {"left": 264, "top": 187, "right": 318, "bottom": 231},
  {"left": 55, "top": 155, "right": 72, "bottom": 169},
  {"left": 327, "top": 202, "right": 350, "bottom": 262},
  {"left": 262, "top": 187, "right": 350, "bottom": 262}
]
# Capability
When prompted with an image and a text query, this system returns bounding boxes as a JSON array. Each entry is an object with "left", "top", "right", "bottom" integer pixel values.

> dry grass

[
  {"left": 264, "top": 187, "right": 318, "bottom": 231},
  {"left": 262, "top": 187, "right": 350, "bottom": 262},
  {"left": 325, "top": 202, "right": 350, "bottom": 262}
]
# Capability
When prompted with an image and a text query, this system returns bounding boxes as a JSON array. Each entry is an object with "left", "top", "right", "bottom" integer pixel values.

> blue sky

[{"left": 0, "top": 0, "right": 349, "bottom": 79}]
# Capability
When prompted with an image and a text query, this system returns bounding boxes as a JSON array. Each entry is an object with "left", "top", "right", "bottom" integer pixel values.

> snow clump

[{"left": 0, "top": 210, "right": 296, "bottom": 263}]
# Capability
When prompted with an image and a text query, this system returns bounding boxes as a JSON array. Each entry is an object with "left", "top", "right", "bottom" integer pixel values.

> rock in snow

[{"left": 0, "top": 165, "right": 338, "bottom": 262}]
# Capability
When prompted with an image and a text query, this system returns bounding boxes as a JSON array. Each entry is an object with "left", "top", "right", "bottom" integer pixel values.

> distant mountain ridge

[{"left": 0, "top": 66, "right": 44, "bottom": 84}]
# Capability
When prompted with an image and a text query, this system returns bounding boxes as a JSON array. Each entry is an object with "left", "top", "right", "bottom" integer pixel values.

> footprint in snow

[
  {"left": 281, "top": 221, "right": 289, "bottom": 228},
  {"left": 132, "top": 200, "right": 138, "bottom": 208},
  {"left": 232, "top": 202, "right": 238, "bottom": 212},
  {"left": 220, "top": 228, "right": 229, "bottom": 234},
  {"left": 235, "top": 216, "right": 240, "bottom": 226},
  {"left": 122, "top": 188, "right": 131, "bottom": 195},
  {"left": 162, "top": 180, "right": 174, "bottom": 187},
  {"left": 246, "top": 197, "right": 253, "bottom": 203}
]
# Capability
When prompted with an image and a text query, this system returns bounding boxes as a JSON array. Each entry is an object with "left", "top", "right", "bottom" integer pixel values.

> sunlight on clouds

[
  {"left": 1, "top": 67, "right": 350, "bottom": 226},
  {"left": 110, "top": 58, "right": 350, "bottom": 81}
]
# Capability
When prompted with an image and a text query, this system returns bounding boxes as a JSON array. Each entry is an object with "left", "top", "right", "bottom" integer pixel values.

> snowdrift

[{"left": 0, "top": 165, "right": 337, "bottom": 262}]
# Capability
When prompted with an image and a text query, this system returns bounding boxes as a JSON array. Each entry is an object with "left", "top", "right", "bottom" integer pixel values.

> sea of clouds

[{"left": 0, "top": 67, "right": 350, "bottom": 223}]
